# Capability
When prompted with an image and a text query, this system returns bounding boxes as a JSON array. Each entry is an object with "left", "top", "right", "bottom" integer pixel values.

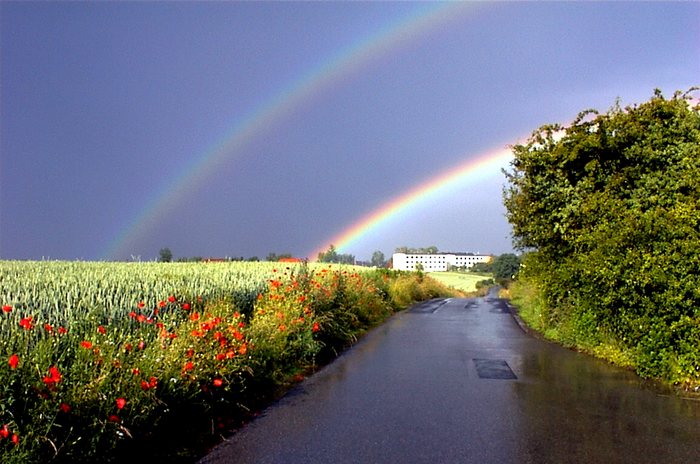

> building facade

[{"left": 391, "top": 252, "right": 492, "bottom": 272}]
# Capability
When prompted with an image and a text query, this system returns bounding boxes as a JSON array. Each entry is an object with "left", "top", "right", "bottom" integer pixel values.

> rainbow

[
  {"left": 101, "top": 2, "right": 485, "bottom": 260},
  {"left": 308, "top": 146, "right": 514, "bottom": 260}
]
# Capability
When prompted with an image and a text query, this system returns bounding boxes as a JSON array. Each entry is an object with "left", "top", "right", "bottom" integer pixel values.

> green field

[{"left": 426, "top": 272, "right": 491, "bottom": 293}]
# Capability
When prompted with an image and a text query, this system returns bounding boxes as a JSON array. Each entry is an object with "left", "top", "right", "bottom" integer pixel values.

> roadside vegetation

[
  {"left": 503, "top": 89, "right": 700, "bottom": 391},
  {"left": 0, "top": 261, "right": 457, "bottom": 463}
]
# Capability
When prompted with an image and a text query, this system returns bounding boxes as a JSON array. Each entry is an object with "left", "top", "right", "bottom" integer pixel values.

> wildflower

[
  {"left": 115, "top": 398, "right": 126, "bottom": 410},
  {"left": 183, "top": 361, "right": 194, "bottom": 371},
  {"left": 43, "top": 365, "right": 62, "bottom": 386},
  {"left": 124, "top": 343, "right": 133, "bottom": 352},
  {"left": 137, "top": 301, "right": 145, "bottom": 309},
  {"left": 138, "top": 340, "right": 145, "bottom": 350},
  {"left": 279, "top": 325, "right": 286, "bottom": 332},
  {"left": 108, "top": 415, "right": 120, "bottom": 423},
  {"left": 58, "top": 326, "right": 68, "bottom": 335},
  {"left": 140, "top": 380, "right": 150, "bottom": 391},
  {"left": 97, "top": 325, "right": 106, "bottom": 335},
  {"left": 8, "top": 354, "right": 19, "bottom": 369},
  {"left": 182, "top": 303, "right": 191, "bottom": 311},
  {"left": 80, "top": 341, "right": 93, "bottom": 349},
  {"left": 59, "top": 403, "right": 71, "bottom": 413},
  {"left": 213, "top": 378, "right": 223, "bottom": 387},
  {"left": 158, "top": 300, "right": 166, "bottom": 308},
  {"left": 190, "top": 312, "right": 200, "bottom": 322},
  {"left": 44, "top": 323, "right": 53, "bottom": 333},
  {"left": 238, "top": 343, "right": 247, "bottom": 355},
  {"left": 312, "top": 322, "right": 320, "bottom": 333},
  {"left": 215, "top": 353, "right": 225, "bottom": 361},
  {"left": 132, "top": 368, "right": 140, "bottom": 375},
  {"left": 0, "top": 424, "right": 9, "bottom": 438},
  {"left": 19, "top": 316, "right": 34, "bottom": 330},
  {"left": 168, "top": 295, "right": 176, "bottom": 303},
  {"left": 2, "top": 305, "right": 11, "bottom": 313},
  {"left": 136, "top": 314, "right": 146, "bottom": 323},
  {"left": 129, "top": 311, "right": 137, "bottom": 319},
  {"left": 11, "top": 433, "right": 19, "bottom": 445}
]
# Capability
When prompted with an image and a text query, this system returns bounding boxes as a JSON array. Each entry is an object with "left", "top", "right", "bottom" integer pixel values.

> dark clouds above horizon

[{"left": 1, "top": 1, "right": 698, "bottom": 261}]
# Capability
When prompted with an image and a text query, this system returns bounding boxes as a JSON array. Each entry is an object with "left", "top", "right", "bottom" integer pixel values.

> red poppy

[
  {"left": 183, "top": 361, "right": 194, "bottom": 371},
  {"left": 138, "top": 340, "right": 145, "bottom": 350},
  {"left": 58, "top": 326, "right": 68, "bottom": 335},
  {"left": 115, "top": 398, "right": 126, "bottom": 410},
  {"left": 238, "top": 344, "right": 248, "bottom": 355},
  {"left": 140, "top": 380, "right": 150, "bottom": 391},
  {"left": 129, "top": 311, "right": 137, "bottom": 319},
  {"left": 182, "top": 303, "right": 191, "bottom": 311},
  {"left": 137, "top": 301, "right": 145, "bottom": 309},
  {"left": 97, "top": 326, "right": 106, "bottom": 335},
  {"left": 0, "top": 424, "right": 9, "bottom": 438},
  {"left": 132, "top": 368, "right": 140, "bottom": 375},
  {"left": 136, "top": 314, "right": 146, "bottom": 323},
  {"left": 108, "top": 415, "right": 120, "bottom": 423},
  {"left": 124, "top": 343, "right": 133, "bottom": 352},
  {"left": 168, "top": 295, "right": 176, "bottom": 303},
  {"left": 215, "top": 353, "right": 225, "bottom": 361},
  {"left": 59, "top": 402, "right": 71, "bottom": 413},
  {"left": 186, "top": 349, "right": 194, "bottom": 358},
  {"left": 190, "top": 312, "right": 200, "bottom": 322},
  {"left": 212, "top": 378, "right": 223, "bottom": 387},
  {"left": 44, "top": 323, "right": 53, "bottom": 333},
  {"left": 11, "top": 433, "right": 19, "bottom": 445},
  {"left": 158, "top": 300, "right": 166, "bottom": 308},
  {"left": 2, "top": 305, "right": 11, "bottom": 313},
  {"left": 19, "top": 316, "right": 34, "bottom": 330},
  {"left": 8, "top": 354, "right": 18, "bottom": 369},
  {"left": 148, "top": 376, "right": 158, "bottom": 388},
  {"left": 43, "top": 365, "right": 62, "bottom": 386},
  {"left": 80, "top": 341, "right": 93, "bottom": 349},
  {"left": 278, "top": 325, "right": 286, "bottom": 332},
  {"left": 312, "top": 322, "right": 320, "bottom": 333}
]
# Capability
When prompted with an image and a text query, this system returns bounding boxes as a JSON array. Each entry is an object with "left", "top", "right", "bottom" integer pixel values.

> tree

[
  {"left": 158, "top": 247, "right": 173, "bottom": 263},
  {"left": 491, "top": 253, "right": 521, "bottom": 281},
  {"left": 503, "top": 88, "right": 700, "bottom": 381},
  {"left": 370, "top": 250, "right": 386, "bottom": 267},
  {"left": 317, "top": 245, "right": 354, "bottom": 264}
]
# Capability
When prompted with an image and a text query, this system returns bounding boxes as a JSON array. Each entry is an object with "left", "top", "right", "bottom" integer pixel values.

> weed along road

[{"left": 200, "top": 291, "right": 700, "bottom": 463}]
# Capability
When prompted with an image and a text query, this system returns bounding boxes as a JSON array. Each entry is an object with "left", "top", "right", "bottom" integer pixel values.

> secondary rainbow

[
  {"left": 101, "top": 2, "right": 484, "bottom": 260},
  {"left": 309, "top": 146, "right": 514, "bottom": 260}
]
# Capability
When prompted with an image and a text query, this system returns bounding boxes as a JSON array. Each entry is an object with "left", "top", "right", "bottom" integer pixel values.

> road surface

[{"left": 200, "top": 292, "right": 700, "bottom": 463}]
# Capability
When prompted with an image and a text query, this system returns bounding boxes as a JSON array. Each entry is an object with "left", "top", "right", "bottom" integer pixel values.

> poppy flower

[
  {"left": 43, "top": 365, "right": 62, "bottom": 386},
  {"left": 2, "top": 305, "right": 11, "bottom": 313},
  {"left": 59, "top": 403, "right": 71, "bottom": 413},
  {"left": 158, "top": 300, "right": 166, "bottom": 308},
  {"left": 312, "top": 322, "right": 320, "bottom": 333},
  {"left": 58, "top": 326, "right": 68, "bottom": 335},
  {"left": 19, "top": 316, "right": 34, "bottom": 330},
  {"left": 44, "top": 323, "right": 53, "bottom": 333},
  {"left": 8, "top": 354, "right": 19, "bottom": 369},
  {"left": 115, "top": 398, "right": 126, "bottom": 410},
  {"left": 80, "top": 341, "right": 93, "bottom": 349},
  {"left": 97, "top": 326, "right": 106, "bottom": 335},
  {"left": 132, "top": 368, "right": 140, "bottom": 375},
  {"left": 183, "top": 361, "right": 194, "bottom": 371},
  {"left": 0, "top": 424, "right": 9, "bottom": 438},
  {"left": 11, "top": 434, "right": 19, "bottom": 445},
  {"left": 182, "top": 303, "right": 191, "bottom": 311},
  {"left": 108, "top": 415, "right": 120, "bottom": 423},
  {"left": 137, "top": 301, "right": 145, "bottom": 309},
  {"left": 168, "top": 295, "right": 176, "bottom": 303},
  {"left": 212, "top": 378, "right": 223, "bottom": 387}
]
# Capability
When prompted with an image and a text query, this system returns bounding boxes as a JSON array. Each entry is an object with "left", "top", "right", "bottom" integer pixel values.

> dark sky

[{"left": 1, "top": 1, "right": 698, "bottom": 261}]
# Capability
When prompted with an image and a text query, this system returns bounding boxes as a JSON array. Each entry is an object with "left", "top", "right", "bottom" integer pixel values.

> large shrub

[{"left": 504, "top": 89, "right": 700, "bottom": 386}]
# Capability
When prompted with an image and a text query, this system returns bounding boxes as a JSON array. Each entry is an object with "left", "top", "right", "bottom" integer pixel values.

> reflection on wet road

[{"left": 201, "top": 294, "right": 700, "bottom": 463}]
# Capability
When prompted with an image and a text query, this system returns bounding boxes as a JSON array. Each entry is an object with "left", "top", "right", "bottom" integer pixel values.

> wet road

[{"left": 200, "top": 292, "right": 700, "bottom": 463}]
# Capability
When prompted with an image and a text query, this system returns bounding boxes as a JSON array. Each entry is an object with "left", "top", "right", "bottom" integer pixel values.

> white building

[{"left": 391, "top": 252, "right": 492, "bottom": 272}]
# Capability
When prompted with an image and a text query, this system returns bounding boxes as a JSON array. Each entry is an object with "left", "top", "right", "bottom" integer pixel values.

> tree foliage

[
  {"left": 370, "top": 250, "right": 386, "bottom": 268},
  {"left": 504, "top": 89, "right": 700, "bottom": 384},
  {"left": 317, "top": 245, "right": 355, "bottom": 264}
]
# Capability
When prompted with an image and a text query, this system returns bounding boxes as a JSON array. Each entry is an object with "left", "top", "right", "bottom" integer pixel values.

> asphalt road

[{"left": 200, "top": 291, "right": 700, "bottom": 463}]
